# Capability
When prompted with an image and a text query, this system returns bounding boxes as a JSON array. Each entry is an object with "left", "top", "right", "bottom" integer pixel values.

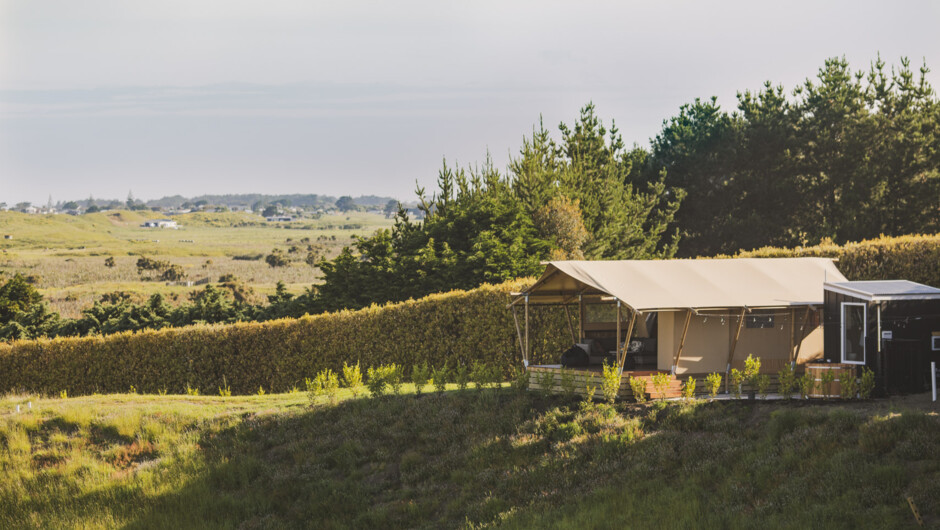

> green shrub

[
  {"left": 840, "top": 369, "right": 858, "bottom": 400},
  {"left": 820, "top": 369, "right": 835, "bottom": 399},
  {"left": 730, "top": 369, "right": 744, "bottom": 399},
  {"left": 629, "top": 376, "right": 647, "bottom": 404},
  {"left": 454, "top": 363, "right": 470, "bottom": 391},
  {"left": 412, "top": 362, "right": 430, "bottom": 396},
  {"left": 510, "top": 367, "right": 529, "bottom": 393},
  {"left": 559, "top": 369, "right": 576, "bottom": 399},
  {"left": 859, "top": 367, "right": 876, "bottom": 399},
  {"left": 601, "top": 361, "right": 620, "bottom": 404},
  {"left": 584, "top": 378, "right": 597, "bottom": 402},
  {"left": 778, "top": 364, "right": 796, "bottom": 400},
  {"left": 432, "top": 362, "right": 450, "bottom": 394},
  {"left": 682, "top": 377, "right": 696, "bottom": 401},
  {"left": 342, "top": 361, "right": 363, "bottom": 397},
  {"left": 705, "top": 372, "right": 722, "bottom": 399},
  {"left": 757, "top": 374, "right": 770, "bottom": 399},
  {"left": 537, "top": 370, "right": 555, "bottom": 397},
  {"left": 366, "top": 366, "right": 387, "bottom": 397},
  {"left": 651, "top": 372, "right": 670, "bottom": 402},
  {"left": 311, "top": 368, "right": 339, "bottom": 402},
  {"left": 798, "top": 372, "right": 815, "bottom": 400},
  {"left": 470, "top": 362, "right": 489, "bottom": 392},
  {"left": 386, "top": 364, "right": 404, "bottom": 396},
  {"left": 743, "top": 354, "right": 761, "bottom": 393}
]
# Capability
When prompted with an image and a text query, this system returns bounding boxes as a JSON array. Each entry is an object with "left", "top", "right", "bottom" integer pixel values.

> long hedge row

[
  {"left": 2, "top": 233, "right": 936, "bottom": 396},
  {"left": 0, "top": 280, "right": 568, "bottom": 396},
  {"left": 733, "top": 233, "right": 940, "bottom": 287}
]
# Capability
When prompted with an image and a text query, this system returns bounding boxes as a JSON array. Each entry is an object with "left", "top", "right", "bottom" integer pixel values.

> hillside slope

[{"left": 0, "top": 390, "right": 937, "bottom": 528}]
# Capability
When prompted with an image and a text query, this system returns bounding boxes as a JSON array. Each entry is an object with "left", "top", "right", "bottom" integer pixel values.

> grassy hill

[
  {"left": 0, "top": 209, "right": 394, "bottom": 316},
  {"left": 1, "top": 389, "right": 937, "bottom": 528}
]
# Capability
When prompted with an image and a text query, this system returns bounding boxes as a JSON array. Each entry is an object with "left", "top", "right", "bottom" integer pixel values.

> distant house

[
  {"left": 265, "top": 216, "right": 294, "bottom": 222},
  {"left": 141, "top": 219, "right": 179, "bottom": 229}
]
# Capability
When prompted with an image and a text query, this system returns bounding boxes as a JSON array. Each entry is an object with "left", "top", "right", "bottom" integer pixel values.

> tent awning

[{"left": 513, "top": 257, "right": 846, "bottom": 311}]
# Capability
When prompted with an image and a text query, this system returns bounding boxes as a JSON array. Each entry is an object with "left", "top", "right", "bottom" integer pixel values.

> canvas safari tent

[{"left": 509, "top": 258, "right": 847, "bottom": 386}]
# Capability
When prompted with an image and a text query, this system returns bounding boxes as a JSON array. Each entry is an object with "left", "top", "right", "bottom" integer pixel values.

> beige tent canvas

[{"left": 510, "top": 257, "right": 847, "bottom": 377}]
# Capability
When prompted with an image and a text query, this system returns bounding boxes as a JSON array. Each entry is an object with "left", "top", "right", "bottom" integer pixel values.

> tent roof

[
  {"left": 517, "top": 258, "right": 846, "bottom": 311},
  {"left": 825, "top": 280, "right": 940, "bottom": 301}
]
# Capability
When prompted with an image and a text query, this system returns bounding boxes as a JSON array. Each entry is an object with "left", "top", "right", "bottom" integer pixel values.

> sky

[{"left": 1, "top": 0, "right": 938, "bottom": 205}]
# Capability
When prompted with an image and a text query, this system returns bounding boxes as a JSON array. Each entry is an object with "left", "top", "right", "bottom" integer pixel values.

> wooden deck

[
  {"left": 528, "top": 365, "right": 682, "bottom": 399},
  {"left": 528, "top": 364, "right": 789, "bottom": 399}
]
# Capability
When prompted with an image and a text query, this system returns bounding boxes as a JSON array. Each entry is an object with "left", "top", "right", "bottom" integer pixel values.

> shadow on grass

[{"left": 85, "top": 392, "right": 940, "bottom": 529}]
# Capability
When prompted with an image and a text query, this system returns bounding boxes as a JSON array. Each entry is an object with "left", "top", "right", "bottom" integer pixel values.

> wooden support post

[
  {"left": 616, "top": 300, "right": 622, "bottom": 366},
  {"left": 578, "top": 294, "right": 584, "bottom": 341},
  {"left": 672, "top": 309, "right": 692, "bottom": 375},
  {"left": 563, "top": 305, "right": 576, "bottom": 343},
  {"left": 524, "top": 295, "right": 529, "bottom": 367},
  {"left": 725, "top": 308, "right": 746, "bottom": 393},
  {"left": 791, "top": 306, "right": 812, "bottom": 367},
  {"left": 618, "top": 310, "right": 637, "bottom": 375},
  {"left": 512, "top": 305, "right": 526, "bottom": 362}
]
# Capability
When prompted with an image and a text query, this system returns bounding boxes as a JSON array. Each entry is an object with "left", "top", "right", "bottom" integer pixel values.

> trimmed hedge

[
  {"left": 3, "top": 233, "right": 935, "bottom": 396},
  {"left": 732, "top": 233, "right": 940, "bottom": 287},
  {"left": 0, "top": 280, "right": 568, "bottom": 396}
]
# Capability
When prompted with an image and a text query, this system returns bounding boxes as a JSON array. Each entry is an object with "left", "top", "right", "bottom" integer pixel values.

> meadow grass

[
  {"left": 0, "top": 210, "right": 394, "bottom": 316},
  {"left": 0, "top": 388, "right": 937, "bottom": 529}
]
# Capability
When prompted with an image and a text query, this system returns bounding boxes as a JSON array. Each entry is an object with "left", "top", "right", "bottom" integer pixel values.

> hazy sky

[{"left": 1, "top": 0, "right": 938, "bottom": 205}]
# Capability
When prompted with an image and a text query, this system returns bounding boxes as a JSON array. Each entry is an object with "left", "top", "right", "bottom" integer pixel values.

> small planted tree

[
  {"left": 778, "top": 364, "right": 796, "bottom": 400},
  {"left": 538, "top": 370, "right": 556, "bottom": 397},
  {"left": 797, "top": 372, "right": 815, "bottom": 400},
  {"left": 342, "top": 361, "right": 363, "bottom": 397},
  {"left": 652, "top": 372, "right": 671, "bottom": 402},
  {"left": 757, "top": 374, "right": 770, "bottom": 400},
  {"left": 820, "top": 369, "right": 835, "bottom": 400},
  {"left": 705, "top": 372, "right": 722, "bottom": 400},
  {"left": 730, "top": 369, "right": 744, "bottom": 399},
  {"left": 412, "top": 362, "right": 430, "bottom": 396},
  {"left": 743, "top": 354, "right": 761, "bottom": 398},
  {"left": 601, "top": 361, "right": 620, "bottom": 404},
  {"left": 629, "top": 376, "right": 648, "bottom": 404},
  {"left": 386, "top": 364, "right": 404, "bottom": 395},
  {"left": 454, "top": 363, "right": 470, "bottom": 391},
  {"left": 682, "top": 376, "right": 697, "bottom": 402},
  {"left": 840, "top": 369, "right": 858, "bottom": 400},
  {"left": 859, "top": 367, "right": 876, "bottom": 399},
  {"left": 432, "top": 362, "right": 450, "bottom": 395},
  {"left": 470, "top": 362, "right": 488, "bottom": 392},
  {"left": 559, "top": 369, "right": 576, "bottom": 400},
  {"left": 366, "top": 366, "right": 387, "bottom": 397}
]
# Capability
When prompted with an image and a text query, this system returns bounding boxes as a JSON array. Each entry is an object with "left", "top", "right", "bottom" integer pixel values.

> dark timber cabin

[
  {"left": 510, "top": 258, "right": 846, "bottom": 399},
  {"left": 823, "top": 280, "right": 940, "bottom": 395}
]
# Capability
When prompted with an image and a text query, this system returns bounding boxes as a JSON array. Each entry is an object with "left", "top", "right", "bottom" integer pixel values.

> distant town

[{"left": 0, "top": 193, "right": 424, "bottom": 221}]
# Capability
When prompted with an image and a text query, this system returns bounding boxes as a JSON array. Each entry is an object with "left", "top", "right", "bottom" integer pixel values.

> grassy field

[
  {"left": 1, "top": 388, "right": 937, "bottom": 529},
  {"left": 0, "top": 210, "right": 394, "bottom": 316}
]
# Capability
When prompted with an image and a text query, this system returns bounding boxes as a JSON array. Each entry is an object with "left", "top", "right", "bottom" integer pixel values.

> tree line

[{"left": 1, "top": 55, "right": 937, "bottom": 340}]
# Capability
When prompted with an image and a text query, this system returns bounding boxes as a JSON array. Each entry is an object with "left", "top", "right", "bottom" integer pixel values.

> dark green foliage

[
  {"left": 317, "top": 159, "right": 549, "bottom": 312},
  {"left": 635, "top": 56, "right": 939, "bottom": 256}
]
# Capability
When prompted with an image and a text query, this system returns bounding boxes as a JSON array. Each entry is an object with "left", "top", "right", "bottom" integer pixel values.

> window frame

[{"left": 840, "top": 302, "right": 867, "bottom": 365}]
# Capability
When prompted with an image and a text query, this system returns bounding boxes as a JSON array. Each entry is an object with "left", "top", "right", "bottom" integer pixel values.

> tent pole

[
  {"left": 672, "top": 309, "right": 692, "bottom": 375},
  {"left": 791, "top": 306, "right": 812, "bottom": 367},
  {"left": 725, "top": 308, "right": 746, "bottom": 393},
  {"left": 578, "top": 294, "right": 584, "bottom": 341},
  {"left": 563, "top": 304, "right": 576, "bottom": 343},
  {"left": 512, "top": 305, "right": 525, "bottom": 364},
  {"left": 524, "top": 295, "right": 529, "bottom": 367},
  {"left": 616, "top": 300, "right": 622, "bottom": 367},
  {"left": 618, "top": 310, "right": 637, "bottom": 376}
]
